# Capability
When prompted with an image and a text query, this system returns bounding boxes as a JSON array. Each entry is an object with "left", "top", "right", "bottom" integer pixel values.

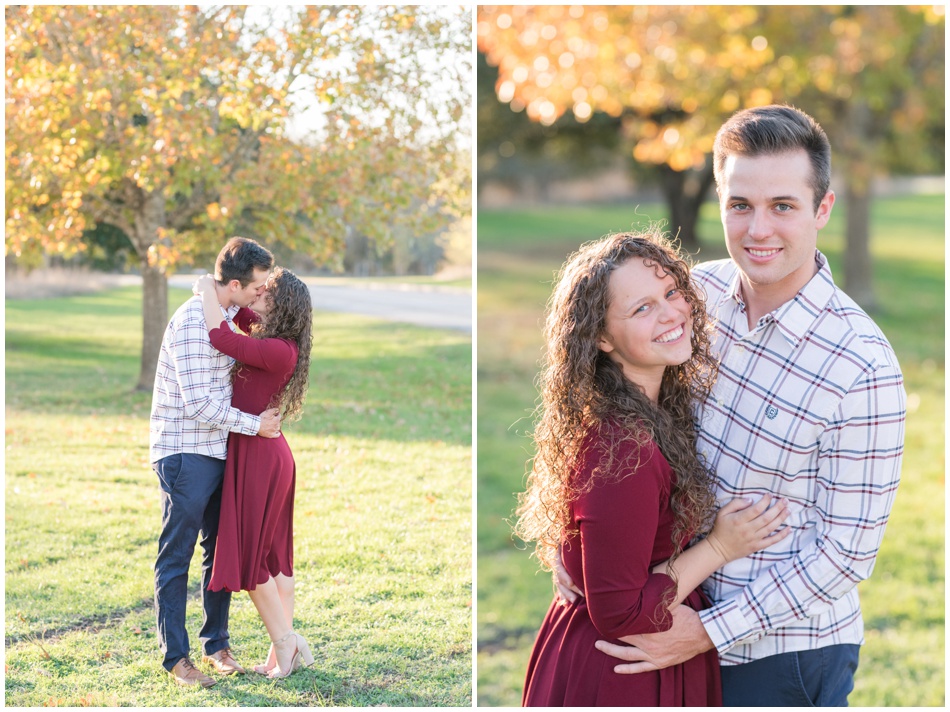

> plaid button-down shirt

[
  {"left": 149, "top": 296, "right": 261, "bottom": 463},
  {"left": 692, "top": 251, "right": 905, "bottom": 665}
]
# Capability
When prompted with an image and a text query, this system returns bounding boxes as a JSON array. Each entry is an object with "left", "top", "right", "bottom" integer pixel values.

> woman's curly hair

[
  {"left": 514, "top": 230, "right": 719, "bottom": 571},
  {"left": 235, "top": 266, "right": 313, "bottom": 422}
]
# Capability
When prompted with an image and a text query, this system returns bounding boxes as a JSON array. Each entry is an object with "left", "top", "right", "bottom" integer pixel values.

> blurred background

[{"left": 475, "top": 5, "right": 944, "bottom": 707}]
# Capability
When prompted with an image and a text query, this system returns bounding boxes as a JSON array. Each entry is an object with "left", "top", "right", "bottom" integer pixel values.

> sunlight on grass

[{"left": 5, "top": 288, "right": 472, "bottom": 707}]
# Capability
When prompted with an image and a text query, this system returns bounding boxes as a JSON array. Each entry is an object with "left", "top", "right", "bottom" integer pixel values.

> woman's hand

[
  {"left": 705, "top": 494, "right": 791, "bottom": 564},
  {"left": 193, "top": 274, "right": 216, "bottom": 296}
]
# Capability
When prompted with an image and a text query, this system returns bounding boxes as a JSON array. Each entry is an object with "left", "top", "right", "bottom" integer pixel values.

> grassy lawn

[
  {"left": 476, "top": 194, "right": 945, "bottom": 707},
  {"left": 6, "top": 286, "right": 472, "bottom": 707}
]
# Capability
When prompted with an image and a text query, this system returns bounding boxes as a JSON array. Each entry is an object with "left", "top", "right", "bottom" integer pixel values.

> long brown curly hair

[
  {"left": 514, "top": 230, "right": 719, "bottom": 572},
  {"left": 235, "top": 266, "right": 313, "bottom": 422}
]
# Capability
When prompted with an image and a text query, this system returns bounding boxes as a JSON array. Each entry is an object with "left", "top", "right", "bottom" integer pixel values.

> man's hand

[
  {"left": 258, "top": 407, "right": 282, "bottom": 438},
  {"left": 552, "top": 545, "right": 584, "bottom": 604},
  {"left": 594, "top": 605, "right": 714, "bottom": 673}
]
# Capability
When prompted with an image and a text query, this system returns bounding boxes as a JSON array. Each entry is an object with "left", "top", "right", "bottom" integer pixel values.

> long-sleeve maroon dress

[
  {"left": 208, "top": 309, "right": 299, "bottom": 592},
  {"left": 522, "top": 425, "right": 722, "bottom": 706}
]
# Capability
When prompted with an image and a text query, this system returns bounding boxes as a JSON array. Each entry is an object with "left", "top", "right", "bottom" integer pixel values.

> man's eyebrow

[{"left": 727, "top": 194, "right": 802, "bottom": 202}]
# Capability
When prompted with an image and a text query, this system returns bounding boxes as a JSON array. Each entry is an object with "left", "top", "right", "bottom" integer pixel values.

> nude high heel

[
  {"left": 267, "top": 632, "right": 314, "bottom": 678},
  {"left": 294, "top": 633, "right": 315, "bottom": 669},
  {"left": 252, "top": 643, "right": 276, "bottom": 675}
]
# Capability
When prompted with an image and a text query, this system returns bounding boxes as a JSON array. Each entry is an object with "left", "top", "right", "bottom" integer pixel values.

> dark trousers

[
  {"left": 153, "top": 453, "right": 232, "bottom": 671},
  {"left": 721, "top": 644, "right": 860, "bottom": 707}
]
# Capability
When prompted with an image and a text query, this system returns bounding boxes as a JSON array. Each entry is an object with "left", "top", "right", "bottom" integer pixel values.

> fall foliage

[
  {"left": 6, "top": 5, "right": 471, "bottom": 388},
  {"left": 477, "top": 5, "right": 944, "bottom": 305}
]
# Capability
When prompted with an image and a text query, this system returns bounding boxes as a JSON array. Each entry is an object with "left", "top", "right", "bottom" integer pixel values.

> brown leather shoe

[
  {"left": 169, "top": 657, "right": 216, "bottom": 688},
  {"left": 202, "top": 647, "right": 246, "bottom": 675}
]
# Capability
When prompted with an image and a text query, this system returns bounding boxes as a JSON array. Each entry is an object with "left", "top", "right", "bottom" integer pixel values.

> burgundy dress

[
  {"left": 522, "top": 426, "right": 722, "bottom": 707},
  {"left": 208, "top": 308, "right": 299, "bottom": 592}
]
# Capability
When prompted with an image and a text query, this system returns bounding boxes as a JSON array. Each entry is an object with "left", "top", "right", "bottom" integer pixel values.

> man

[
  {"left": 149, "top": 236, "right": 282, "bottom": 687},
  {"left": 562, "top": 105, "right": 906, "bottom": 706}
]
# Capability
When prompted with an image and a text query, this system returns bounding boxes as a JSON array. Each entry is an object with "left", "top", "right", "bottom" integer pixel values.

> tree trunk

[
  {"left": 133, "top": 191, "right": 170, "bottom": 392},
  {"left": 843, "top": 178, "right": 876, "bottom": 311},
  {"left": 137, "top": 258, "right": 168, "bottom": 391},
  {"left": 656, "top": 163, "right": 716, "bottom": 254},
  {"left": 838, "top": 100, "right": 877, "bottom": 312}
]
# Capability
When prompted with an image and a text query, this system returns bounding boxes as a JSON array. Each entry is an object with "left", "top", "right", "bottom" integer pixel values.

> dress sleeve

[
  {"left": 208, "top": 320, "right": 297, "bottom": 374},
  {"left": 575, "top": 438, "right": 677, "bottom": 638},
  {"left": 233, "top": 307, "right": 259, "bottom": 334}
]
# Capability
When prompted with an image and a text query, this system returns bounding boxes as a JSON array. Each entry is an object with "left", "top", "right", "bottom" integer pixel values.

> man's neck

[
  {"left": 738, "top": 261, "right": 819, "bottom": 330},
  {"left": 740, "top": 283, "right": 787, "bottom": 330}
]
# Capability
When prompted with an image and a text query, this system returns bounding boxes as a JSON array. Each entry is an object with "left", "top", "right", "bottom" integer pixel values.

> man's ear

[{"left": 815, "top": 190, "right": 835, "bottom": 229}]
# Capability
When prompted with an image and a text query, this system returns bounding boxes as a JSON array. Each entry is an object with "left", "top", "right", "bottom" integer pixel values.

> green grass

[
  {"left": 6, "top": 286, "right": 472, "bottom": 707},
  {"left": 476, "top": 194, "right": 945, "bottom": 707}
]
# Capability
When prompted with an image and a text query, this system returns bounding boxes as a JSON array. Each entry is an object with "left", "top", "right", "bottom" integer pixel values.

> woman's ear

[{"left": 597, "top": 333, "right": 614, "bottom": 354}]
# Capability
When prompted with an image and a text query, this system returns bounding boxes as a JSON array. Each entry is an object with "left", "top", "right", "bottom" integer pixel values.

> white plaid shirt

[
  {"left": 149, "top": 296, "right": 261, "bottom": 463},
  {"left": 692, "top": 251, "right": 905, "bottom": 665}
]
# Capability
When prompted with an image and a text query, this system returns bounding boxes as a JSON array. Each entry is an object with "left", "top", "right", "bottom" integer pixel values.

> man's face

[
  {"left": 230, "top": 267, "right": 270, "bottom": 308},
  {"left": 718, "top": 149, "right": 834, "bottom": 304}
]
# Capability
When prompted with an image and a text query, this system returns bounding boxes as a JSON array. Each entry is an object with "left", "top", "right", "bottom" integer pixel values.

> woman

[
  {"left": 196, "top": 267, "right": 315, "bottom": 679},
  {"left": 517, "top": 232, "right": 790, "bottom": 706}
]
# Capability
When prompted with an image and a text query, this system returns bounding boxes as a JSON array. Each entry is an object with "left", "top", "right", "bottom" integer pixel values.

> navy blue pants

[
  {"left": 720, "top": 644, "right": 860, "bottom": 707},
  {"left": 153, "top": 453, "right": 232, "bottom": 671}
]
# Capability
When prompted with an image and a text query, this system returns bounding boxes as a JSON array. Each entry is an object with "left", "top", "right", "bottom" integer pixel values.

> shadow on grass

[{"left": 6, "top": 590, "right": 164, "bottom": 647}]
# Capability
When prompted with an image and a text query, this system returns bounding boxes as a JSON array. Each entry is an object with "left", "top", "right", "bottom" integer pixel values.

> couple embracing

[
  {"left": 149, "top": 237, "right": 315, "bottom": 686},
  {"left": 519, "top": 106, "right": 906, "bottom": 706}
]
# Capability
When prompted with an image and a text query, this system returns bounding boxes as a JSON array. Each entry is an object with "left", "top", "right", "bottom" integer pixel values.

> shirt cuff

[
  {"left": 698, "top": 594, "right": 763, "bottom": 654},
  {"left": 236, "top": 412, "right": 262, "bottom": 436}
]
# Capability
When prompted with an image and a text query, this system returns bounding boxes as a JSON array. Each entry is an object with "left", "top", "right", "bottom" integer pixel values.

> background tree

[
  {"left": 477, "top": 5, "right": 944, "bottom": 305},
  {"left": 477, "top": 51, "right": 623, "bottom": 202},
  {"left": 787, "top": 5, "right": 945, "bottom": 307},
  {"left": 6, "top": 5, "right": 470, "bottom": 389}
]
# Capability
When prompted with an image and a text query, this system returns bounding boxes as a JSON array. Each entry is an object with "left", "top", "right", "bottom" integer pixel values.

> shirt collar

[{"left": 724, "top": 250, "right": 836, "bottom": 348}]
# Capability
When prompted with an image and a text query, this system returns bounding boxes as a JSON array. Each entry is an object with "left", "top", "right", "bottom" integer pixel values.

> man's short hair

[
  {"left": 713, "top": 105, "right": 831, "bottom": 212},
  {"left": 215, "top": 237, "right": 274, "bottom": 286}
]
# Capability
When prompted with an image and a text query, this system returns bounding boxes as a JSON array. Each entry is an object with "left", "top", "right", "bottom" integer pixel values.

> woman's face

[
  {"left": 250, "top": 284, "right": 275, "bottom": 318},
  {"left": 598, "top": 257, "right": 693, "bottom": 391}
]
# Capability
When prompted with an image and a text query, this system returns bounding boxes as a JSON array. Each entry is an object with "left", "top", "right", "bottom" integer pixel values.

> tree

[
  {"left": 477, "top": 5, "right": 778, "bottom": 250},
  {"left": 6, "top": 5, "right": 470, "bottom": 389},
  {"left": 477, "top": 50, "right": 623, "bottom": 202},
  {"left": 477, "top": 5, "right": 944, "bottom": 304},
  {"left": 786, "top": 6, "right": 945, "bottom": 308}
]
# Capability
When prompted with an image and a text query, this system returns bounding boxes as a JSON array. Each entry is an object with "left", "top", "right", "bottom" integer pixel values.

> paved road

[{"left": 169, "top": 275, "right": 471, "bottom": 333}]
